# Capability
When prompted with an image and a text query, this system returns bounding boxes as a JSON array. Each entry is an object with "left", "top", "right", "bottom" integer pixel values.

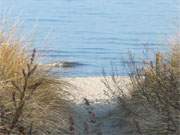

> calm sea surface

[{"left": 0, "top": 0, "right": 179, "bottom": 76}]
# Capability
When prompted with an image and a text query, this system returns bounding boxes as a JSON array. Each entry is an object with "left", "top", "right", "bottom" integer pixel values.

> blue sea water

[{"left": 0, "top": 0, "right": 179, "bottom": 77}]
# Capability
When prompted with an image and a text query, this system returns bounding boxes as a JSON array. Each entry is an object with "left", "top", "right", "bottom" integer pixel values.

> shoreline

[
  {"left": 63, "top": 75, "right": 129, "bottom": 79},
  {"left": 64, "top": 76, "right": 130, "bottom": 103}
]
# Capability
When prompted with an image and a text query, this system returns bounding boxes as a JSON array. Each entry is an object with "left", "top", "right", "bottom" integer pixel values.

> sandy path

[{"left": 64, "top": 76, "right": 130, "bottom": 135}]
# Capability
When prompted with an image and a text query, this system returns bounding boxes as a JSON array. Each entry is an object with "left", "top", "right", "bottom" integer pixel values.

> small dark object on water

[{"left": 61, "top": 61, "right": 83, "bottom": 68}]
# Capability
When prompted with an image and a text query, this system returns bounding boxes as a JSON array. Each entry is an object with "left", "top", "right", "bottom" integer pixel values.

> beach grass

[
  {"left": 0, "top": 28, "right": 71, "bottom": 135},
  {"left": 103, "top": 41, "right": 180, "bottom": 134}
]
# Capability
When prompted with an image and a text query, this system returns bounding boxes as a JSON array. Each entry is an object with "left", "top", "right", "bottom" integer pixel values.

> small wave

[{"left": 42, "top": 61, "right": 84, "bottom": 68}]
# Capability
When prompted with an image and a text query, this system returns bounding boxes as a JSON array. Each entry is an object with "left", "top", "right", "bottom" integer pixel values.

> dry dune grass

[
  {"left": 104, "top": 41, "right": 180, "bottom": 135},
  {"left": 0, "top": 29, "right": 71, "bottom": 135},
  {"left": 0, "top": 32, "right": 27, "bottom": 81}
]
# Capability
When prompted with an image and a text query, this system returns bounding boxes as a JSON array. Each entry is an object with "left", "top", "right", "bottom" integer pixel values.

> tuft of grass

[{"left": 0, "top": 29, "right": 71, "bottom": 134}]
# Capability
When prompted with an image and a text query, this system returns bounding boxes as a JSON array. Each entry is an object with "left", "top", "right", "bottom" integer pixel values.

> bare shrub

[{"left": 103, "top": 44, "right": 180, "bottom": 135}]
